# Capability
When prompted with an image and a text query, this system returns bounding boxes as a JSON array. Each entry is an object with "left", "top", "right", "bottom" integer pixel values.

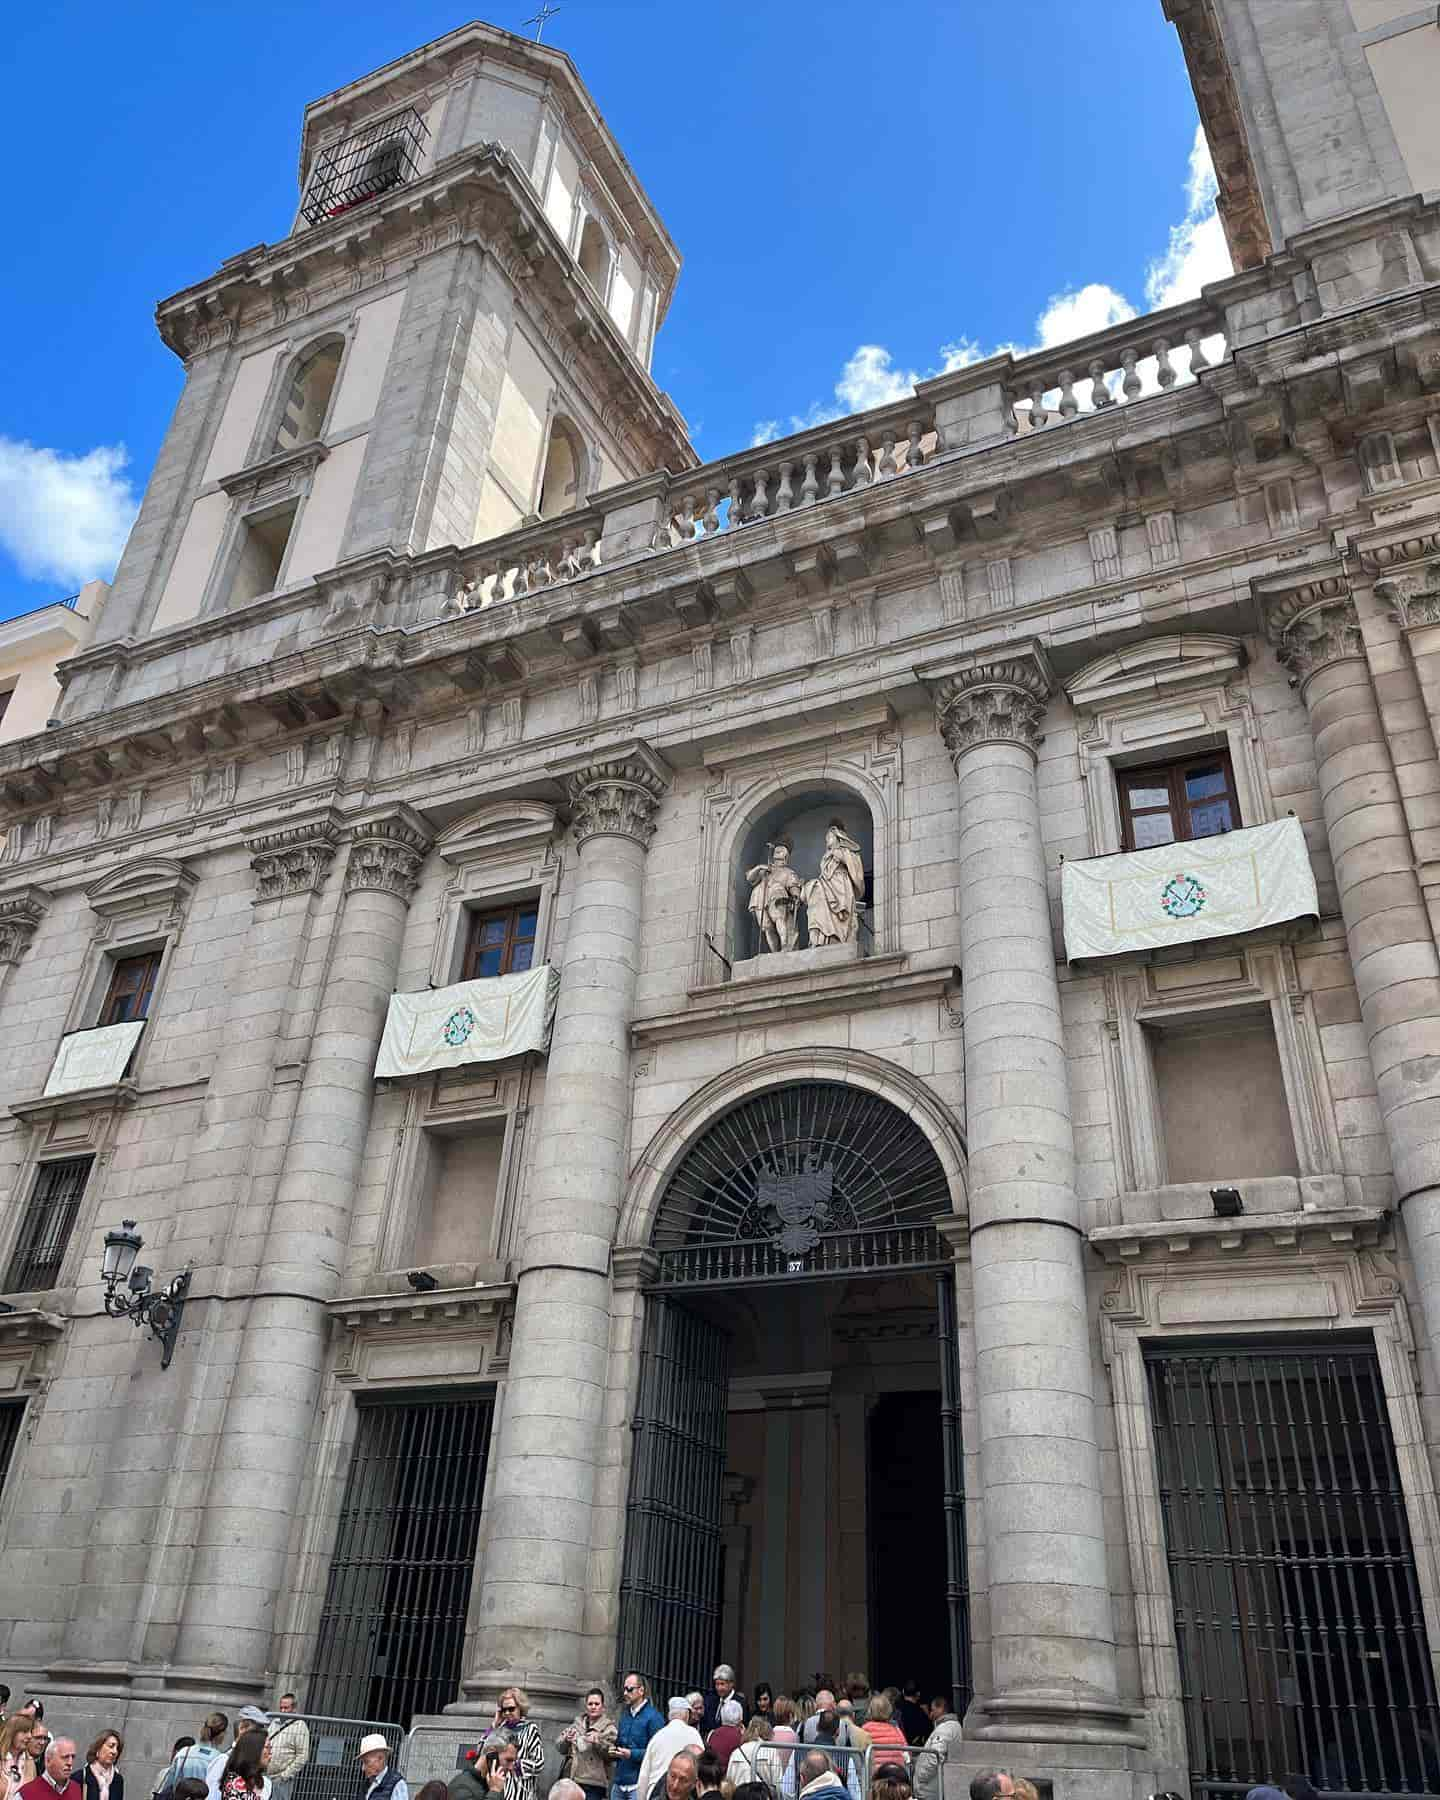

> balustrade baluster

[
  {"left": 801, "top": 453, "right": 821, "bottom": 505},
  {"left": 1028, "top": 382, "right": 1048, "bottom": 428},
  {"left": 1121, "top": 347, "right": 1141, "bottom": 402},
  {"left": 1088, "top": 359, "right": 1113, "bottom": 408},
  {"left": 750, "top": 468, "right": 771, "bottom": 521},
  {"left": 1058, "top": 370, "right": 1078, "bottom": 418},
  {"left": 851, "top": 436, "right": 873, "bottom": 489},
  {"left": 775, "top": 460, "right": 795, "bottom": 512},
  {"left": 677, "top": 495, "right": 697, "bottom": 541},
  {"left": 1185, "top": 324, "right": 1210, "bottom": 372},
  {"left": 906, "top": 422, "right": 925, "bottom": 471},
  {"left": 728, "top": 476, "right": 744, "bottom": 530},
  {"left": 1154, "top": 336, "right": 1176, "bottom": 389},
  {"left": 827, "top": 447, "right": 845, "bottom": 498},
  {"left": 876, "top": 432, "right": 898, "bottom": 478},
  {"left": 704, "top": 488, "right": 721, "bottom": 535}
]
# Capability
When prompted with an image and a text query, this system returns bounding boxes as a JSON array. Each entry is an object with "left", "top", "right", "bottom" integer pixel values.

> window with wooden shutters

[
  {"left": 4, "top": 1157, "right": 91, "bottom": 1293},
  {"left": 461, "top": 903, "right": 539, "bottom": 981},
  {"left": 97, "top": 952, "right": 160, "bottom": 1025},
  {"left": 1118, "top": 748, "right": 1241, "bottom": 850}
]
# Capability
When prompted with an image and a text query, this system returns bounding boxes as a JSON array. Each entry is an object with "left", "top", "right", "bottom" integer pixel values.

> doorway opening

[{"left": 617, "top": 1080, "right": 969, "bottom": 1712}]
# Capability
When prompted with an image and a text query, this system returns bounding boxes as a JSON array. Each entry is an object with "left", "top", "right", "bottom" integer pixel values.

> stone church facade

[{"left": 1, "top": 4, "right": 1440, "bottom": 1797}]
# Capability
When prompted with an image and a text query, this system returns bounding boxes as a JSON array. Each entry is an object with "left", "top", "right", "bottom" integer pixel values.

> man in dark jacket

[
  {"left": 699, "top": 1668, "right": 747, "bottom": 1737},
  {"left": 612, "top": 1675, "right": 664, "bottom": 1800}
]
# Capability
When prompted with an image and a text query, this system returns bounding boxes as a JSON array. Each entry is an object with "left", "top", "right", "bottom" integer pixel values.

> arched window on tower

[
  {"left": 271, "top": 339, "right": 343, "bottom": 455},
  {"left": 538, "top": 417, "right": 585, "bottom": 518},
  {"left": 577, "top": 217, "right": 611, "bottom": 297}
]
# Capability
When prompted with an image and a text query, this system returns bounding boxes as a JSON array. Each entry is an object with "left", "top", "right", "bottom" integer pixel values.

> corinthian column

[
  {"left": 467, "top": 747, "right": 668, "bottom": 1702},
  {"left": 1267, "top": 579, "right": 1440, "bottom": 1381},
  {"left": 172, "top": 809, "right": 430, "bottom": 1686},
  {"left": 931, "top": 651, "right": 1135, "bottom": 1746}
]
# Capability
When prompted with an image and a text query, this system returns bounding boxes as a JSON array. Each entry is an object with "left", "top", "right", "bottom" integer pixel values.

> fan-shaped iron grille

[{"left": 650, "top": 1081, "right": 952, "bottom": 1288}]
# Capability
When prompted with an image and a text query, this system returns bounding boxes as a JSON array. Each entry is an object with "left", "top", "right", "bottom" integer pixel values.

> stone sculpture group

[{"left": 746, "top": 821, "right": 866, "bottom": 953}]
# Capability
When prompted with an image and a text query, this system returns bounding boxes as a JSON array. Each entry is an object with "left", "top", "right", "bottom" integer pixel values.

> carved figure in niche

[
  {"left": 746, "top": 840, "right": 804, "bottom": 953},
  {"left": 803, "top": 820, "right": 865, "bottom": 945}
]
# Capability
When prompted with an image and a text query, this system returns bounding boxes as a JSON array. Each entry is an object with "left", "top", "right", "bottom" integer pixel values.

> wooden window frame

[
  {"left": 1118, "top": 747, "right": 1242, "bottom": 851},
  {"left": 461, "top": 903, "right": 539, "bottom": 982},
  {"left": 97, "top": 951, "right": 160, "bottom": 1026}
]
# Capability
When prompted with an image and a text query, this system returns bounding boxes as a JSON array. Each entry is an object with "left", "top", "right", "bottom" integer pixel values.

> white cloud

[
  {"left": 1146, "top": 126, "right": 1231, "bottom": 310},
  {"left": 751, "top": 121, "right": 1232, "bottom": 440},
  {"left": 0, "top": 437, "right": 138, "bottom": 588}
]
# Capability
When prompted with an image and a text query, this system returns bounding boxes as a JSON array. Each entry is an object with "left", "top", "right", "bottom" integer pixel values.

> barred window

[{"left": 5, "top": 1157, "right": 91, "bottom": 1293}]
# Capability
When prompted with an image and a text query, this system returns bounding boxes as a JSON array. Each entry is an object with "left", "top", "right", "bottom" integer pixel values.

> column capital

[
  {"left": 344, "top": 808, "right": 432, "bottom": 900},
  {"left": 926, "top": 645, "right": 1054, "bottom": 766},
  {"left": 565, "top": 743, "right": 671, "bottom": 850},
  {"left": 1262, "top": 574, "right": 1362, "bottom": 684},
  {"left": 1375, "top": 561, "right": 1440, "bottom": 632},
  {"left": 246, "top": 820, "right": 342, "bottom": 902},
  {"left": 0, "top": 885, "right": 50, "bottom": 966}
]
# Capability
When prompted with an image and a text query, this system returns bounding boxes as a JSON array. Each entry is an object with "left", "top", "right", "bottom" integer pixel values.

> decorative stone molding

[
  {"left": 1375, "top": 562, "right": 1440, "bottom": 631},
  {"left": 344, "top": 814, "right": 432, "bottom": 900},
  {"left": 1262, "top": 576, "right": 1362, "bottom": 683},
  {"left": 85, "top": 857, "right": 196, "bottom": 940},
  {"left": 566, "top": 748, "right": 670, "bottom": 850},
  {"left": 1359, "top": 529, "right": 1440, "bottom": 575},
  {"left": 0, "top": 887, "right": 50, "bottom": 966},
  {"left": 931, "top": 653, "right": 1053, "bottom": 765},
  {"left": 247, "top": 821, "right": 342, "bottom": 902}
]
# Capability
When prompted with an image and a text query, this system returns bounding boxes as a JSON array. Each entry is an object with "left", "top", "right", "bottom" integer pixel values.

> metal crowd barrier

[{"left": 272, "top": 1714, "right": 405, "bottom": 1800}]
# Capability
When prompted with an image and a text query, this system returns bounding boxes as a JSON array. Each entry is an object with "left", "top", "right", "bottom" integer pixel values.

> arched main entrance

[{"left": 616, "top": 1078, "right": 970, "bottom": 1716}]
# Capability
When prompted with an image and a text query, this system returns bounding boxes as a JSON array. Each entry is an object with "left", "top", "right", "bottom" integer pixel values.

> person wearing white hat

[{"left": 357, "top": 1736, "right": 406, "bottom": 1800}]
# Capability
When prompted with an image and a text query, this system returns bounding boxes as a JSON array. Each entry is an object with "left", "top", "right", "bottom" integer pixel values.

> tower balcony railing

[{"left": 300, "top": 106, "right": 430, "bottom": 227}]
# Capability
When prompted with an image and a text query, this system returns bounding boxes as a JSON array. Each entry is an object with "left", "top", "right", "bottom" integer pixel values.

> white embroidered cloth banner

[
  {"left": 1061, "top": 816, "right": 1318, "bottom": 961},
  {"left": 44, "top": 1021, "right": 146, "bottom": 1096},
  {"left": 375, "top": 964, "right": 559, "bottom": 1078}
]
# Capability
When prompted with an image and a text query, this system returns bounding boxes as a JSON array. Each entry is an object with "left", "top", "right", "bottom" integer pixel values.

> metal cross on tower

[{"left": 523, "top": 2, "right": 560, "bottom": 39}]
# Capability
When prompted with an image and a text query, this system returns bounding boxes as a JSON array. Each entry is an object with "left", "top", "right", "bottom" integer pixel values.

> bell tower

[{"left": 87, "top": 22, "right": 693, "bottom": 655}]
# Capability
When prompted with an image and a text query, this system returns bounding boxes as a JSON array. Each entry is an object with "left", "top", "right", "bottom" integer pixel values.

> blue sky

[{"left": 0, "top": 0, "right": 1227, "bottom": 624}]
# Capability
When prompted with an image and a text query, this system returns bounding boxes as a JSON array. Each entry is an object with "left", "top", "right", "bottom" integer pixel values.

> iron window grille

[
  {"left": 1146, "top": 1338, "right": 1440, "bottom": 1798},
  {"left": 300, "top": 108, "right": 430, "bottom": 227},
  {"left": 308, "top": 1387, "right": 494, "bottom": 1726},
  {"left": 5, "top": 1157, "right": 91, "bottom": 1294}
]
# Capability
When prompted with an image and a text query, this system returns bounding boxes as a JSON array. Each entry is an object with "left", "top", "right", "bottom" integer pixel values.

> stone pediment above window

[
  {"left": 86, "top": 858, "right": 196, "bottom": 936},
  {"left": 1064, "top": 634, "right": 1247, "bottom": 713},
  {"left": 436, "top": 800, "right": 561, "bottom": 871},
  {"left": 217, "top": 440, "right": 329, "bottom": 504}
]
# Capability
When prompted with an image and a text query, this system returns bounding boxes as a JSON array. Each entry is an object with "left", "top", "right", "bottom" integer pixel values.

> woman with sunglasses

[{"left": 488, "top": 1692, "right": 543, "bottom": 1800}]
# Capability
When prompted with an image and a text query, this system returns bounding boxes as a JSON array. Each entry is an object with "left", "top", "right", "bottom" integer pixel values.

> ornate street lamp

[{"left": 100, "top": 1220, "right": 192, "bottom": 1368}]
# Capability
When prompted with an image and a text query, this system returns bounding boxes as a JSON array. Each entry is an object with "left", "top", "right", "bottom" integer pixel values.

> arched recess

[
  {"left": 271, "top": 336, "right": 345, "bottom": 455},
  {"left": 577, "top": 216, "right": 612, "bottom": 296},
  {"left": 693, "top": 754, "right": 900, "bottom": 985},
  {"left": 617, "top": 1047, "right": 968, "bottom": 1267},
  {"left": 537, "top": 416, "right": 585, "bottom": 518}
]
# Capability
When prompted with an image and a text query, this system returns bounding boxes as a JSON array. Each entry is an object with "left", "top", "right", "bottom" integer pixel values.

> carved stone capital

[
  {"left": 932, "top": 656, "right": 1053, "bottom": 765},
  {"left": 1264, "top": 578, "right": 1363, "bottom": 683},
  {"left": 344, "top": 814, "right": 432, "bottom": 900},
  {"left": 1375, "top": 563, "right": 1440, "bottom": 632},
  {"left": 247, "top": 822, "right": 342, "bottom": 902},
  {"left": 568, "top": 754, "right": 670, "bottom": 850},
  {"left": 0, "top": 886, "right": 50, "bottom": 966}
]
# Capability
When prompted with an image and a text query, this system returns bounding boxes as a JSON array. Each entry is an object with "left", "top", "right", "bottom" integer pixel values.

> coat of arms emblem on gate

[{"left": 757, "top": 1157, "right": 836, "bottom": 1256}]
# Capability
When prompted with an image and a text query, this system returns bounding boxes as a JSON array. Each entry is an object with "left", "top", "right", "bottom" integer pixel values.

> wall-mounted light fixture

[
  {"left": 100, "top": 1220, "right": 192, "bottom": 1368},
  {"left": 1209, "top": 1186, "right": 1244, "bottom": 1218}
]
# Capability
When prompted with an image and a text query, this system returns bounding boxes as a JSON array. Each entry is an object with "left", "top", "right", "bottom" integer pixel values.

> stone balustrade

[
  {"left": 1006, "top": 295, "right": 1227, "bottom": 431},
  {"left": 443, "top": 509, "right": 606, "bottom": 616},
  {"left": 659, "top": 398, "right": 942, "bottom": 543}
]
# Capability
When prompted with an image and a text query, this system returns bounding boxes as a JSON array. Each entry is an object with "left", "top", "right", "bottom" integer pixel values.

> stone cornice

[{"left": 1090, "top": 1204, "right": 1387, "bottom": 1266}]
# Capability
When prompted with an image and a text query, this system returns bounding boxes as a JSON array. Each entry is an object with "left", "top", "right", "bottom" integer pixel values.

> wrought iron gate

[
  {"left": 936, "top": 1272, "right": 972, "bottom": 1716},
  {"left": 616, "top": 1297, "right": 730, "bottom": 1697},
  {"left": 309, "top": 1388, "right": 494, "bottom": 1726},
  {"left": 1146, "top": 1340, "right": 1440, "bottom": 1798}
]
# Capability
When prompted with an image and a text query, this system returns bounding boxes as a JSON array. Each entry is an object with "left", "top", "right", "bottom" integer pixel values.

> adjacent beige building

[
  {"left": 0, "top": 8, "right": 1438, "bottom": 1799},
  {"left": 0, "top": 582, "right": 107, "bottom": 745}
]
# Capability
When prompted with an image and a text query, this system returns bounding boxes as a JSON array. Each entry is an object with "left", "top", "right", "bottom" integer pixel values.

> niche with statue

[{"left": 732, "top": 792, "right": 873, "bottom": 977}]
